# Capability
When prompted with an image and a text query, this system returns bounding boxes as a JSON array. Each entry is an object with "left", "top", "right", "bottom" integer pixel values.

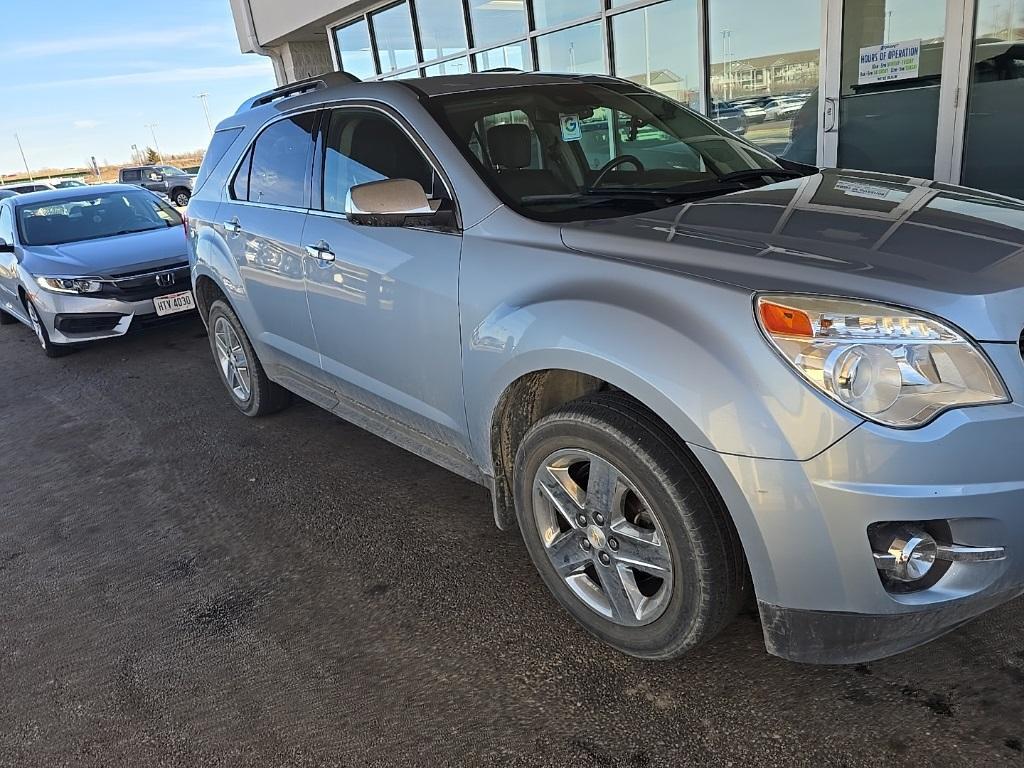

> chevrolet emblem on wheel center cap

[{"left": 587, "top": 525, "right": 606, "bottom": 551}]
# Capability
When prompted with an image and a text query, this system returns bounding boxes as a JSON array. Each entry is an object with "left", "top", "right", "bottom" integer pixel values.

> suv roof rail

[
  {"left": 482, "top": 67, "right": 523, "bottom": 73},
  {"left": 235, "top": 71, "right": 362, "bottom": 114}
]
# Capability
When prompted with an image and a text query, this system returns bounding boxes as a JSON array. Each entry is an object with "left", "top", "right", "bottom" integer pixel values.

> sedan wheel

[{"left": 24, "top": 299, "right": 70, "bottom": 358}]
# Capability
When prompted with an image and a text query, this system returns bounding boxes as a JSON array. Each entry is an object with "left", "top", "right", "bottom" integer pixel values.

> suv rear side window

[
  {"left": 122, "top": 169, "right": 142, "bottom": 182},
  {"left": 195, "top": 128, "right": 243, "bottom": 191},
  {"left": 321, "top": 109, "right": 443, "bottom": 214},
  {"left": 247, "top": 112, "right": 317, "bottom": 207}
]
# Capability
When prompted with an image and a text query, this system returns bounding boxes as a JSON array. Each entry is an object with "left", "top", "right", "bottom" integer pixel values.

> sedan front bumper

[{"left": 28, "top": 288, "right": 194, "bottom": 345}]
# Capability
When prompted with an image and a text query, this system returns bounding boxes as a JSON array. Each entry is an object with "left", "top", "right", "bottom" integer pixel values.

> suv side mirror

[
  {"left": 149, "top": 172, "right": 164, "bottom": 182},
  {"left": 0, "top": 239, "right": 13, "bottom": 253},
  {"left": 345, "top": 179, "right": 437, "bottom": 227}
]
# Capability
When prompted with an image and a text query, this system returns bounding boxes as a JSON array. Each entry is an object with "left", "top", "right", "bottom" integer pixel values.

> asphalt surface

[{"left": 2, "top": 315, "right": 1024, "bottom": 768}]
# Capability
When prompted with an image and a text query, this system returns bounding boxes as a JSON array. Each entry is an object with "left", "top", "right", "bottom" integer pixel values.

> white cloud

[
  {"left": 73, "top": 119, "right": 101, "bottom": 130},
  {"left": 9, "top": 25, "right": 225, "bottom": 58},
  {"left": 12, "top": 63, "right": 272, "bottom": 91}
]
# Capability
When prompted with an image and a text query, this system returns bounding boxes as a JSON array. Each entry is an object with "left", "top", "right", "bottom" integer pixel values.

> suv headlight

[
  {"left": 755, "top": 294, "right": 1009, "bottom": 427},
  {"left": 35, "top": 276, "right": 103, "bottom": 295}
]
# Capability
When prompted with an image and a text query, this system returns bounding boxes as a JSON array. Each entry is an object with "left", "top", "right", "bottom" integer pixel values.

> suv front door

[
  {"left": 219, "top": 110, "right": 321, "bottom": 382},
  {"left": 300, "top": 106, "right": 469, "bottom": 454}
]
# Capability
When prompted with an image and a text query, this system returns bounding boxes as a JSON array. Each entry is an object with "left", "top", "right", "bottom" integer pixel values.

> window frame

[
  {"left": 226, "top": 109, "right": 322, "bottom": 211},
  {"left": 309, "top": 100, "right": 462, "bottom": 231}
]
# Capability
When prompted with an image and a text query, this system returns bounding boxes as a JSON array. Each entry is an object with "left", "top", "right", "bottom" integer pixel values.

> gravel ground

[{"left": 1, "top": 315, "right": 1023, "bottom": 768}]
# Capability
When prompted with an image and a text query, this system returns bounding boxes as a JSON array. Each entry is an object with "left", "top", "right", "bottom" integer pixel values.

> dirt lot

[{"left": 1, "top": 316, "right": 1023, "bottom": 767}]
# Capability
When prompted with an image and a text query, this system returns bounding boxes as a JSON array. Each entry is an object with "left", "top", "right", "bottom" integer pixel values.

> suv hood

[
  {"left": 561, "top": 168, "right": 1024, "bottom": 341},
  {"left": 21, "top": 225, "right": 188, "bottom": 278}
]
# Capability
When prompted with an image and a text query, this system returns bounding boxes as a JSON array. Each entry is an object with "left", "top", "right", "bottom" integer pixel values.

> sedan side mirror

[{"left": 345, "top": 178, "right": 437, "bottom": 227}]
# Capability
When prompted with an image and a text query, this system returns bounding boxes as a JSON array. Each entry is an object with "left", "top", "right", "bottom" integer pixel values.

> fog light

[{"left": 872, "top": 527, "right": 937, "bottom": 583}]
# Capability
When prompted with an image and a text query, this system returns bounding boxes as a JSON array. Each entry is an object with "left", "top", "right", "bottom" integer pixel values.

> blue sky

[{"left": 0, "top": 0, "right": 277, "bottom": 175}]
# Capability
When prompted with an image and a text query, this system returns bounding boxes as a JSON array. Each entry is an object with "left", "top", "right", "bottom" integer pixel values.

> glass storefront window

[
  {"left": 535, "top": 21, "right": 606, "bottom": 74},
  {"left": 372, "top": 2, "right": 418, "bottom": 73},
  {"left": 612, "top": 0, "right": 700, "bottom": 111},
  {"left": 708, "top": 0, "right": 820, "bottom": 162},
  {"left": 424, "top": 57, "right": 471, "bottom": 76},
  {"left": 961, "top": 0, "right": 1024, "bottom": 198},
  {"left": 837, "top": 0, "right": 946, "bottom": 177},
  {"left": 533, "top": 0, "right": 601, "bottom": 30},
  {"left": 335, "top": 19, "right": 377, "bottom": 81},
  {"left": 467, "top": 0, "right": 528, "bottom": 49},
  {"left": 417, "top": 0, "right": 468, "bottom": 60},
  {"left": 474, "top": 41, "right": 532, "bottom": 71}
]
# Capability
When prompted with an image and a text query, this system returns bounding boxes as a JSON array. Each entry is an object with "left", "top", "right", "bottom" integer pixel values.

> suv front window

[{"left": 432, "top": 82, "right": 801, "bottom": 221}]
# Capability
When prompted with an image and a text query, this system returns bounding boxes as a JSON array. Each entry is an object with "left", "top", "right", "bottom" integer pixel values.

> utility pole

[
  {"left": 195, "top": 93, "right": 213, "bottom": 135},
  {"left": 145, "top": 123, "right": 163, "bottom": 162},
  {"left": 14, "top": 133, "right": 34, "bottom": 182}
]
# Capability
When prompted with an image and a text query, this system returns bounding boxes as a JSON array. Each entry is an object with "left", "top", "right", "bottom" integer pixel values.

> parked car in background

[
  {"left": 710, "top": 100, "right": 748, "bottom": 135},
  {"left": 118, "top": 164, "right": 195, "bottom": 207},
  {"left": 0, "top": 182, "right": 56, "bottom": 194},
  {"left": 0, "top": 185, "right": 193, "bottom": 356},
  {"left": 189, "top": 71, "right": 1024, "bottom": 665},
  {"left": 763, "top": 97, "right": 804, "bottom": 121},
  {"left": 53, "top": 178, "right": 90, "bottom": 189},
  {"left": 727, "top": 99, "right": 767, "bottom": 123}
]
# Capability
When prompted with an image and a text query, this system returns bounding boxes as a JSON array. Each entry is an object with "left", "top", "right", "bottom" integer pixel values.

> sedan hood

[
  {"left": 22, "top": 225, "right": 188, "bottom": 278},
  {"left": 561, "top": 169, "right": 1024, "bottom": 341}
]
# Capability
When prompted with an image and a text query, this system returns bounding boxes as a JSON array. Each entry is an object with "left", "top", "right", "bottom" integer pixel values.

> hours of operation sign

[{"left": 857, "top": 39, "right": 921, "bottom": 85}]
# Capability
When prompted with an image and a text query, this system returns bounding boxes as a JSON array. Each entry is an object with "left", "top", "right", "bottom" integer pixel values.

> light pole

[
  {"left": 145, "top": 123, "right": 163, "bottom": 162},
  {"left": 195, "top": 93, "right": 213, "bottom": 135},
  {"left": 14, "top": 133, "right": 34, "bottom": 182}
]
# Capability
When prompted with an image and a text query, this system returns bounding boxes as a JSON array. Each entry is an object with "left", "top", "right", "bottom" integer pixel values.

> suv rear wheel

[
  {"left": 513, "top": 392, "right": 747, "bottom": 659},
  {"left": 207, "top": 299, "right": 290, "bottom": 417}
]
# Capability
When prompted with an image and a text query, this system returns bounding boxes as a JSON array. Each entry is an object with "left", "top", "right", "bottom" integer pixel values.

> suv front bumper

[{"left": 697, "top": 344, "right": 1024, "bottom": 664}]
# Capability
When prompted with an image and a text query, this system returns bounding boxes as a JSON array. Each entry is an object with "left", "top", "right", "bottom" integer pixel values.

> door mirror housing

[
  {"left": 345, "top": 178, "right": 437, "bottom": 227},
  {"left": 0, "top": 238, "right": 12, "bottom": 254}
]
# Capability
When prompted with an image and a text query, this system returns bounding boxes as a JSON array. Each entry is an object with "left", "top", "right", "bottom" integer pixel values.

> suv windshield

[
  {"left": 432, "top": 82, "right": 804, "bottom": 221},
  {"left": 158, "top": 166, "right": 186, "bottom": 176},
  {"left": 17, "top": 189, "right": 182, "bottom": 246}
]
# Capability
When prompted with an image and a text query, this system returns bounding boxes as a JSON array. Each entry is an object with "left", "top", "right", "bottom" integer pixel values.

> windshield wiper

[{"left": 713, "top": 168, "right": 807, "bottom": 184}]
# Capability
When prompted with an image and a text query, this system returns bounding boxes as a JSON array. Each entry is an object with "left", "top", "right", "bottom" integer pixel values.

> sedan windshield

[
  {"left": 431, "top": 82, "right": 807, "bottom": 221},
  {"left": 17, "top": 189, "right": 182, "bottom": 246}
]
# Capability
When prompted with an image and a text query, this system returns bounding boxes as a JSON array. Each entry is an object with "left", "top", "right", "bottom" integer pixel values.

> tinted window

[
  {"left": 122, "top": 169, "right": 142, "bottom": 182},
  {"left": 196, "top": 128, "right": 243, "bottom": 191},
  {"left": 321, "top": 109, "right": 441, "bottom": 214},
  {"left": 248, "top": 112, "right": 317, "bottom": 207}
]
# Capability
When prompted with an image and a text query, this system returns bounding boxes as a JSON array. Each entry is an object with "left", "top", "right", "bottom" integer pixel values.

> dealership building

[{"left": 229, "top": 0, "right": 1024, "bottom": 199}]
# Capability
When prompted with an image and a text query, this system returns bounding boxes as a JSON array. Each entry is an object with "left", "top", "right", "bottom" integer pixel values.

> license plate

[{"left": 154, "top": 290, "right": 196, "bottom": 317}]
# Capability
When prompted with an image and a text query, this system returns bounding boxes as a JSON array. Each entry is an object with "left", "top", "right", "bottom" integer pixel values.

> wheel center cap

[{"left": 586, "top": 525, "right": 606, "bottom": 551}]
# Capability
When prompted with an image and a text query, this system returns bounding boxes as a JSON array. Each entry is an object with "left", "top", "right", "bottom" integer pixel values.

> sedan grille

[{"left": 96, "top": 263, "right": 190, "bottom": 301}]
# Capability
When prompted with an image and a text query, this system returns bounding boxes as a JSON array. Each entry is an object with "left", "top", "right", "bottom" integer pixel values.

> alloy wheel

[
  {"left": 213, "top": 316, "right": 251, "bottom": 402},
  {"left": 532, "top": 448, "right": 674, "bottom": 627},
  {"left": 26, "top": 302, "right": 45, "bottom": 348}
]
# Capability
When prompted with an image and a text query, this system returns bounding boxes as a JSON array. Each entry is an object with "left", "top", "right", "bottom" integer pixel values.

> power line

[
  {"left": 144, "top": 123, "right": 163, "bottom": 162},
  {"left": 195, "top": 93, "right": 213, "bottom": 135}
]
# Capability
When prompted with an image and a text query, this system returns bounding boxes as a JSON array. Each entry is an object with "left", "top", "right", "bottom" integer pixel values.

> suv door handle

[
  {"left": 305, "top": 241, "right": 336, "bottom": 263},
  {"left": 223, "top": 218, "right": 241, "bottom": 235}
]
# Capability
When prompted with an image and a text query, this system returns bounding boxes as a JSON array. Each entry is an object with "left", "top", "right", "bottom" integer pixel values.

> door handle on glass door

[
  {"left": 823, "top": 97, "right": 838, "bottom": 133},
  {"left": 305, "top": 241, "right": 336, "bottom": 263}
]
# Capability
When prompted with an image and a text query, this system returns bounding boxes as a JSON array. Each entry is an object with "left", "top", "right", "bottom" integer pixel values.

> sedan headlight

[
  {"left": 35, "top": 276, "right": 103, "bottom": 295},
  {"left": 755, "top": 294, "right": 1009, "bottom": 427}
]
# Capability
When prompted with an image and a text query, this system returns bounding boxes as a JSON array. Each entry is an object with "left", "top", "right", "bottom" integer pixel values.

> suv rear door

[
  {"left": 217, "top": 110, "right": 321, "bottom": 382},
  {"left": 300, "top": 105, "right": 469, "bottom": 453}
]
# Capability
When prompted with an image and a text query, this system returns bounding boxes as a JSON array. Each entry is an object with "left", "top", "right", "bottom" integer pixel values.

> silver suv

[{"left": 187, "top": 72, "right": 1024, "bottom": 664}]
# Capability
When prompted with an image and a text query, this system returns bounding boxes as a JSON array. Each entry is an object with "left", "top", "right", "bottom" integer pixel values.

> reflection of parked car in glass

[
  {"left": 727, "top": 99, "right": 767, "bottom": 123},
  {"left": 189, "top": 71, "right": 1024, "bottom": 666},
  {"left": 710, "top": 100, "right": 748, "bottom": 135},
  {"left": 764, "top": 97, "right": 804, "bottom": 121},
  {"left": 0, "top": 185, "right": 193, "bottom": 357}
]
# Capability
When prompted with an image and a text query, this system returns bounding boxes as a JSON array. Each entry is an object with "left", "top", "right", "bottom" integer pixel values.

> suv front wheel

[
  {"left": 514, "top": 392, "right": 747, "bottom": 659},
  {"left": 207, "top": 299, "right": 290, "bottom": 417}
]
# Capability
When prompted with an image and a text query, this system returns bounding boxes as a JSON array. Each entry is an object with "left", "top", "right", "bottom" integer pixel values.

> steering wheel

[{"left": 590, "top": 154, "right": 645, "bottom": 190}]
